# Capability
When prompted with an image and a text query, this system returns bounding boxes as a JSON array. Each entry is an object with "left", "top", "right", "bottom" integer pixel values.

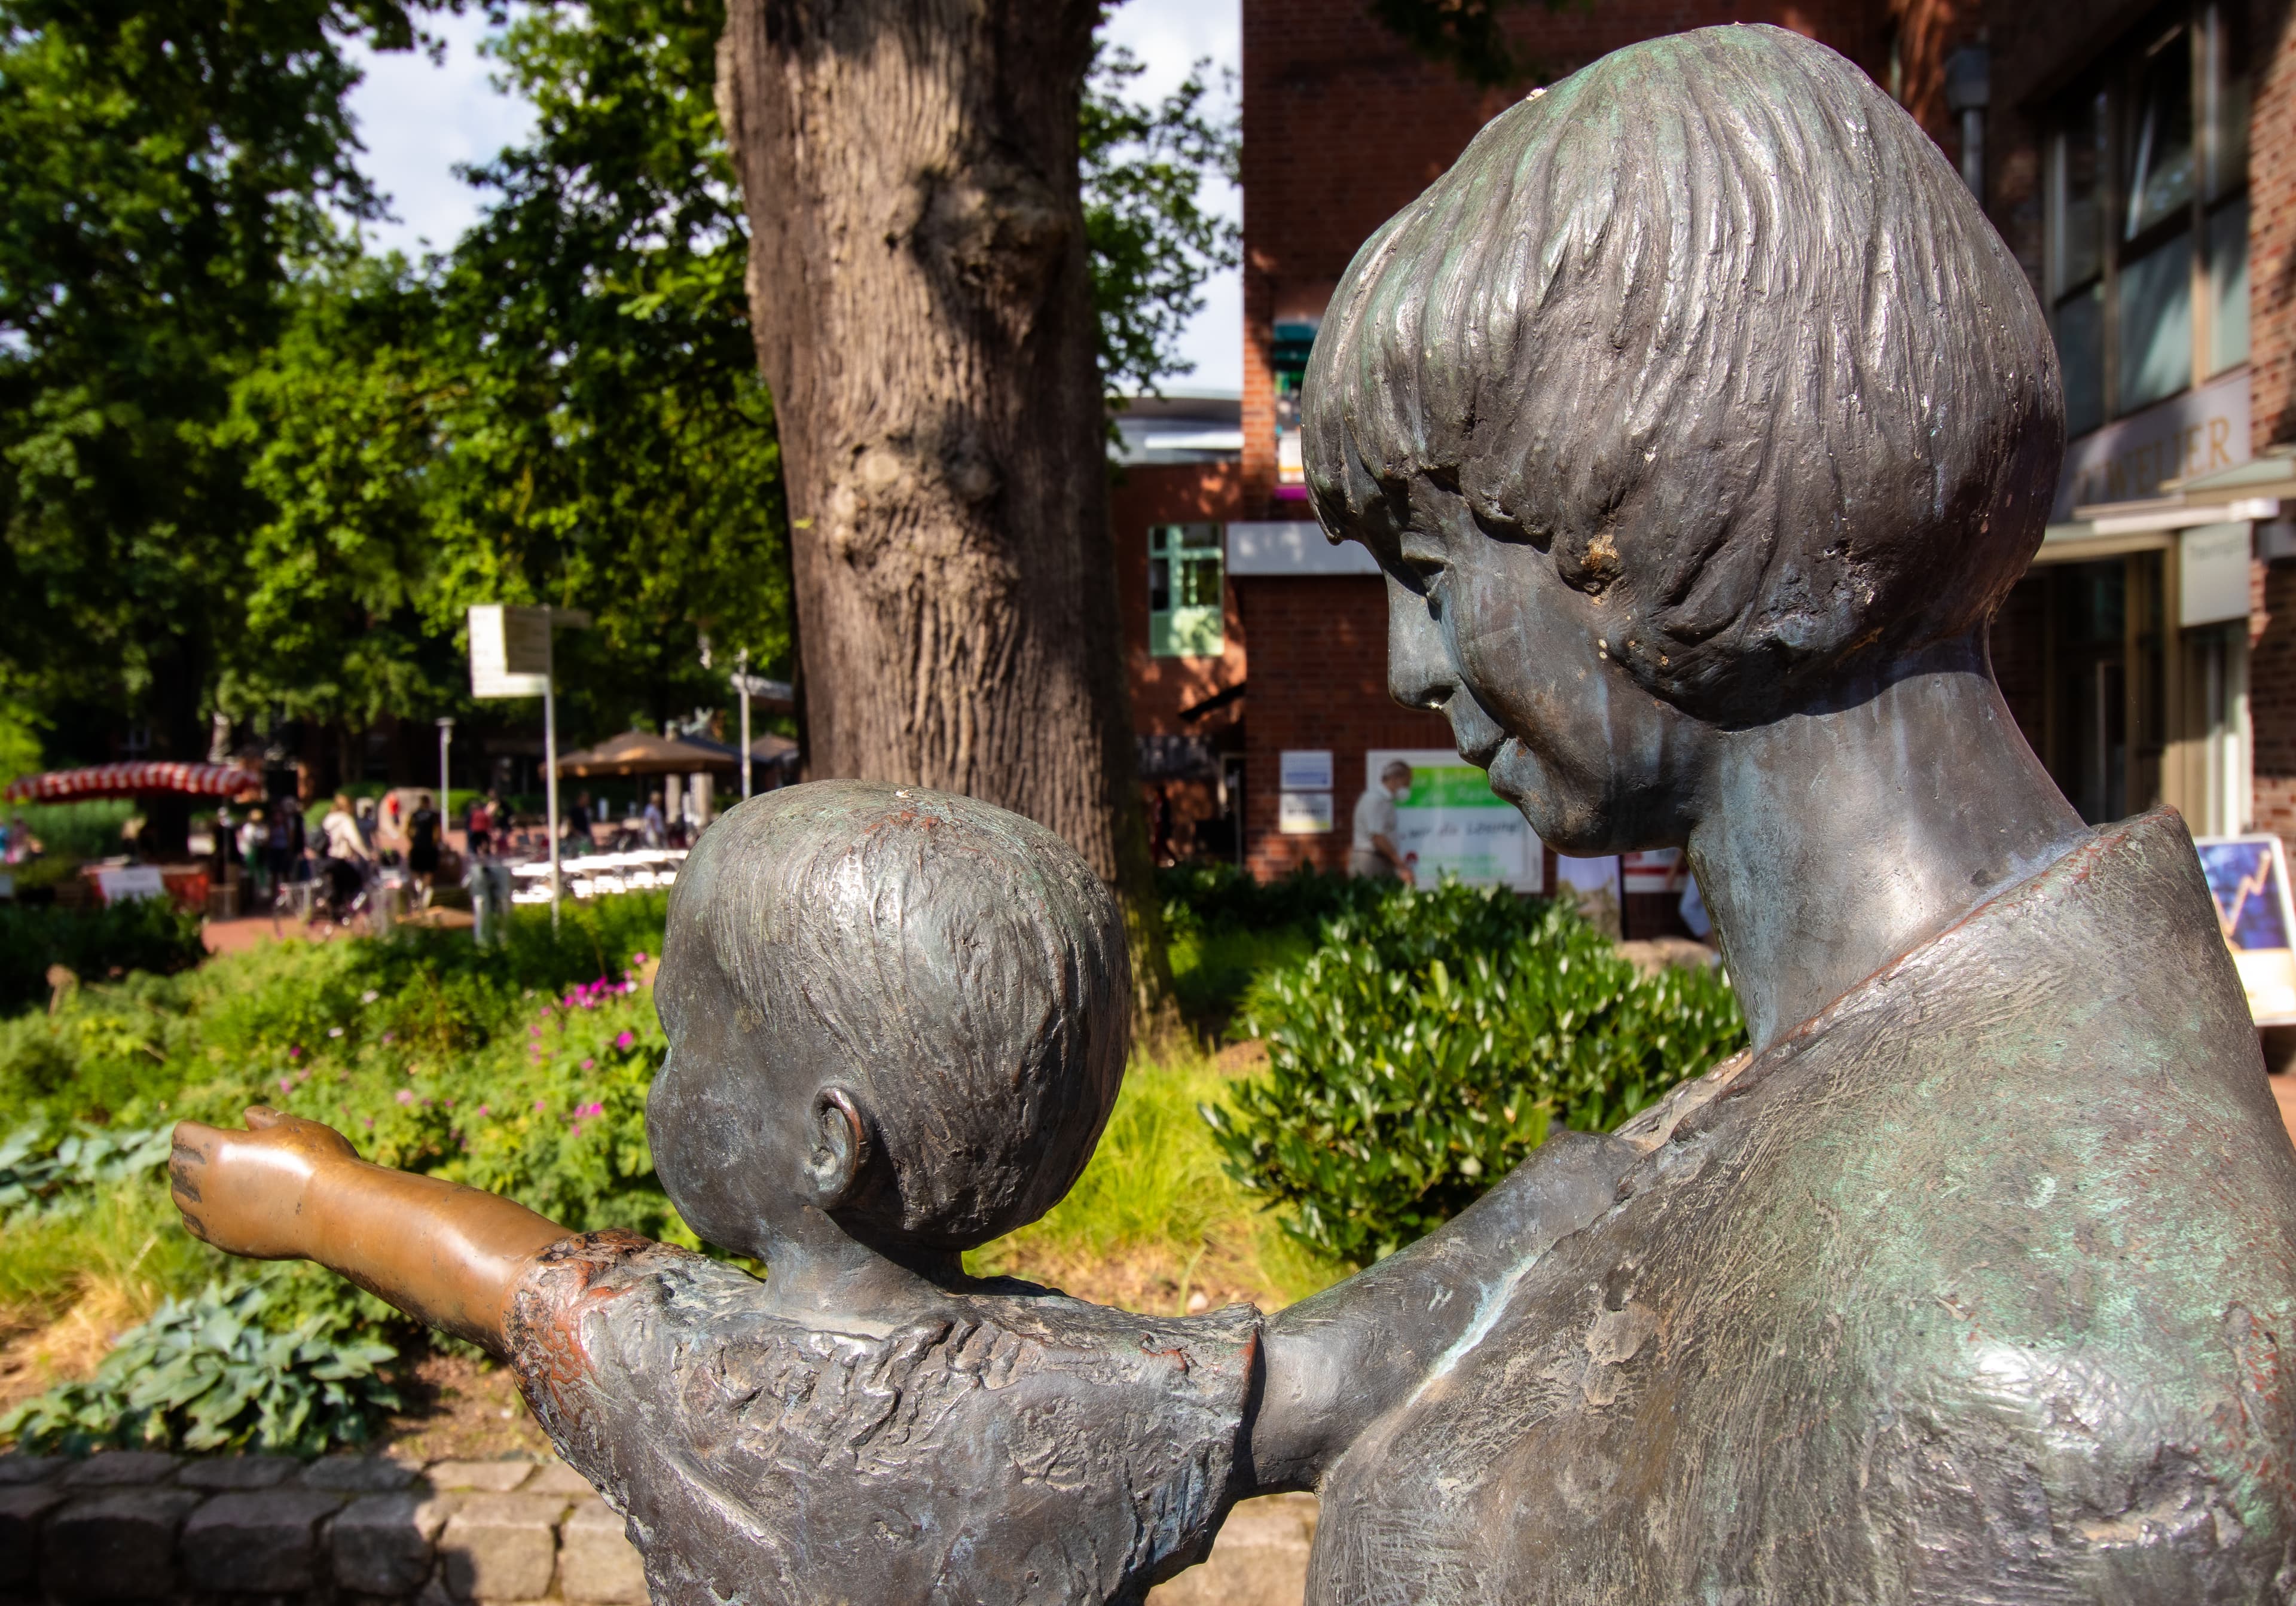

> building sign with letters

[{"left": 2054, "top": 368, "right": 2251, "bottom": 521}]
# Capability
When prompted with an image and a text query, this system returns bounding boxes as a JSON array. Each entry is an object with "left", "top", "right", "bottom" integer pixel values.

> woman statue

[{"left": 1239, "top": 23, "right": 2296, "bottom": 1602}]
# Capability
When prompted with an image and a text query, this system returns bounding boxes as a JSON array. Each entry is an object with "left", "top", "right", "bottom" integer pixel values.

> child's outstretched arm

[{"left": 170, "top": 1107, "right": 573, "bottom": 1356}]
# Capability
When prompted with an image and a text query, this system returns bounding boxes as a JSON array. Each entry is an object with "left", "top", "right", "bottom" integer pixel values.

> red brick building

[{"left": 1111, "top": 0, "right": 2296, "bottom": 881}]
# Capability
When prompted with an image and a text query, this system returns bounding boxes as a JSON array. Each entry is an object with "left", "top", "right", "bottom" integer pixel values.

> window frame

[
  {"left": 1147, "top": 522, "right": 1226, "bottom": 659},
  {"left": 2045, "top": 1, "right": 2249, "bottom": 440}
]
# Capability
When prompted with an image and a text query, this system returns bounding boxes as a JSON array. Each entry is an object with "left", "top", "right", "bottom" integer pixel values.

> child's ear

[{"left": 802, "top": 1086, "right": 871, "bottom": 1208}]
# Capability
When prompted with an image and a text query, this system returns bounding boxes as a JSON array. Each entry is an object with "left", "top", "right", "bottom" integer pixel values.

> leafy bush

[
  {"left": 7, "top": 801, "right": 137, "bottom": 860},
  {"left": 1207, "top": 881, "right": 1745, "bottom": 1266},
  {"left": 0, "top": 1119, "right": 173, "bottom": 1219},
  {"left": 1158, "top": 860, "right": 1380, "bottom": 938},
  {"left": 0, "top": 897, "right": 207, "bottom": 1013},
  {"left": 0, "top": 1277, "right": 401, "bottom": 1455}
]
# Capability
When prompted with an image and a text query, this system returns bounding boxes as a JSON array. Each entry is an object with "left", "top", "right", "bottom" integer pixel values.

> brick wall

[
  {"left": 2249, "top": 0, "right": 2296, "bottom": 449},
  {"left": 1109, "top": 461, "right": 1245, "bottom": 741},
  {"left": 1240, "top": 0, "right": 1883, "bottom": 518},
  {"left": 1232, "top": 575, "right": 1451, "bottom": 877}
]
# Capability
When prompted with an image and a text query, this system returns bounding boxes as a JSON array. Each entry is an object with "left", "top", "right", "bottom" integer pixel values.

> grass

[
  {"left": 966, "top": 1046, "right": 1344, "bottom": 1315},
  {"left": 0, "top": 887, "right": 1341, "bottom": 1439}
]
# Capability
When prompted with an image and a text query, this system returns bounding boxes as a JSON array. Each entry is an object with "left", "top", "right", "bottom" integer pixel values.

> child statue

[{"left": 170, "top": 783, "right": 1259, "bottom": 1606}]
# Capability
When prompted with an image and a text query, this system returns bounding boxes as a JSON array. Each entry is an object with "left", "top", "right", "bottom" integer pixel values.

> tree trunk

[{"left": 717, "top": 0, "right": 1177, "bottom": 1037}]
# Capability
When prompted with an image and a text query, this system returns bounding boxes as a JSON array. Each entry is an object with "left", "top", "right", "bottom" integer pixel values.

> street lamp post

[{"left": 436, "top": 717, "right": 454, "bottom": 822}]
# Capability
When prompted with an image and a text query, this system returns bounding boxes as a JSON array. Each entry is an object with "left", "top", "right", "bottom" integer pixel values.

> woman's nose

[{"left": 1385, "top": 573, "right": 1454, "bottom": 712}]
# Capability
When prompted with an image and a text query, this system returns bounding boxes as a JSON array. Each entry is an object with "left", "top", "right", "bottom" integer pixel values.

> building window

[
  {"left": 2047, "top": 4, "right": 2248, "bottom": 439},
  {"left": 1149, "top": 523, "right": 1225, "bottom": 657}
]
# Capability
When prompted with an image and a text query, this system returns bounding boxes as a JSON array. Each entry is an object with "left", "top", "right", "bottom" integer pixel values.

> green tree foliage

[
  {"left": 0, "top": 0, "right": 430, "bottom": 765},
  {"left": 218, "top": 255, "right": 459, "bottom": 737},
  {"left": 1083, "top": 42, "right": 1240, "bottom": 393},
  {"left": 0, "top": 0, "right": 1241, "bottom": 767},
  {"left": 419, "top": 0, "right": 793, "bottom": 737},
  {"left": 1206, "top": 882, "right": 1747, "bottom": 1266}
]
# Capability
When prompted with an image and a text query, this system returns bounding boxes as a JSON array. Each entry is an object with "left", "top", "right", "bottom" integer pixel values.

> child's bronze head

[{"left": 651, "top": 781, "right": 1129, "bottom": 1260}]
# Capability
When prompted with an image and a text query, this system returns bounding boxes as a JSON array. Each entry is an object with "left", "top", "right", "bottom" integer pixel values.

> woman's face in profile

[{"left": 1366, "top": 478, "right": 1701, "bottom": 856}]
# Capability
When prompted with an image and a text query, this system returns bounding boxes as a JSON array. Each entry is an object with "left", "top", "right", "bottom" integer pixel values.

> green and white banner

[{"left": 1364, "top": 748, "right": 1541, "bottom": 893}]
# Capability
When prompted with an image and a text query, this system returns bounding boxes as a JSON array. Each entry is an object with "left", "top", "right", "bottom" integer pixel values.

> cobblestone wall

[
  {"left": 0, "top": 1450, "right": 1317, "bottom": 1606},
  {"left": 0, "top": 1451, "right": 643, "bottom": 1606}
]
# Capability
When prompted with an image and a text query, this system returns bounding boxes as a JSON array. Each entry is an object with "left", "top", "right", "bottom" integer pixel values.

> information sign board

[
  {"left": 469, "top": 605, "right": 552, "bottom": 698},
  {"left": 1364, "top": 748, "right": 1540, "bottom": 892},
  {"left": 2196, "top": 833, "right": 2296, "bottom": 1025}
]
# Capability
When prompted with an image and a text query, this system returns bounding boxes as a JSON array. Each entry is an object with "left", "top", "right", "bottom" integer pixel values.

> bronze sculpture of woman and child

[{"left": 169, "top": 25, "right": 2296, "bottom": 1604}]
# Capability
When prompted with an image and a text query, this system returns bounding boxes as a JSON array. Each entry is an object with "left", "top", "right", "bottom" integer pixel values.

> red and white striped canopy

[{"left": 2, "top": 762, "right": 261, "bottom": 802}]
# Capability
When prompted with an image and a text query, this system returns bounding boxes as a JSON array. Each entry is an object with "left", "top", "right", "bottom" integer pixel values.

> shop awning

[{"left": 2, "top": 762, "right": 262, "bottom": 802}]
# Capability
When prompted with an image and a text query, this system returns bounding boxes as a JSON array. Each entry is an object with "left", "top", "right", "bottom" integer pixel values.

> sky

[{"left": 343, "top": 0, "right": 1243, "bottom": 393}]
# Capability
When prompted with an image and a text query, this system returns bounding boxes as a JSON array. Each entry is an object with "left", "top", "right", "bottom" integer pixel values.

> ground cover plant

[
  {"left": 1208, "top": 881, "right": 1748, "bottom": 1266},
  {"left": 0, "top": 893, "right": 673, "bottom": 1451},
  {"left": 1, "top": 861, "right": 1748, "bottom": 1452}
]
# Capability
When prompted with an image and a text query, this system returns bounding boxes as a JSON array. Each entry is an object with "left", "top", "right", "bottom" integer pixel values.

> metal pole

[
  {"left": 739, "top": 651, "right": 753, "bottom": 799},
  {"left": 436, "top": 718, "right": 454, "bottom": 820},
  {"left": 543, "top": 609, "right": 561, "bottom": 933}
]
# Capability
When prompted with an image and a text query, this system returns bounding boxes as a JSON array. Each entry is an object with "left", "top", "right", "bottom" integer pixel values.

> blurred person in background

[{"left": 1349, "top": 761, "right": 1418, "bottom": 886}]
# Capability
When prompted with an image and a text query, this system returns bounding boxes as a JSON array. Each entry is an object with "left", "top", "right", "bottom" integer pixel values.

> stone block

[
  {"left": 181, "top": 1488, "right": 346, "bottom": 1593},
  {"left": 425, "top": 1460, "right": 535, "bottom": 1493},
  {"left": 177, "top": 1454, "right": 300, "bottom": 1491},
  {"left": 523, "top": 1460, "right": 596, "bottom": 1496},
  {"left": 59, "top": 1452, "right": 181, "bottom": 1488},
  {"left": 0, "top": 1486, "right": 68, "bottom": 1588},
  {"left": 42, "top": 1488, "right": 203, "bottom": 1600},
  {"left": 301, "top": 1453, "right": 422, "bottom": 1493},
  {"left": 559, "top": 1498, "right": 646, "bottom": 1605},
  {"left": 437, "top": 1493, "right": 567, "bottom": 1602},
  {"left": 1147, "top": 1494, "right": 1319, "bottom": 1606},
  {"left": 334, "top": 1490, "right": 463, "bottom": 1596},
  {"left": 0, "top": 1455, "right": 63, "bottom": 1487}
]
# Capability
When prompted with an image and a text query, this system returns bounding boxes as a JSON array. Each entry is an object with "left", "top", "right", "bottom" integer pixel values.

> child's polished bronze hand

[
  {"left": 170, "top": 1107, "right": 576, "bottom": 1355},
  {"left": 171, "top": 1107, "right": 357, "bottom": 1259}
]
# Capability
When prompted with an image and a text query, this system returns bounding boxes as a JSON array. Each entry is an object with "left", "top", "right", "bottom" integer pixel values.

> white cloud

[
  {"left": 343, "top": 1, "right": 1241, "bottom": 385},
  {"left": 341, "top": 10, "right": 535, "bottom": 259}
]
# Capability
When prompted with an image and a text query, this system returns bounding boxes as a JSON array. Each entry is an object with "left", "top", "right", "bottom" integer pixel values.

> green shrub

[
  {"left": 0, "top": 898, "right": 207, "bottom": 1013},
  {"left": 1158, "top": 860, "right": 1380, "bottom": 937},
  {"left": 7, "top": 801, "right": 136, "bottom": 860},
  {"left": 1207, "top": 881, "right": 1745, "bottom": 1266},
  {"left": 0, "top": 1276, "right": 401, "bottom": 1455}
]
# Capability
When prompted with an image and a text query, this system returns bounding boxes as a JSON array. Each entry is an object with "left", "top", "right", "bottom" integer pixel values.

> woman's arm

[
  {"left": 1241, "top": 1129, "right": 1632, "bottom": 1491},
  {"left": 169, "top": 1107, "right": 572, "bottom": 1356}
]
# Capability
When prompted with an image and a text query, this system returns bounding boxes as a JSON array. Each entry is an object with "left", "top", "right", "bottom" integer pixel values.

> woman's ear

[{"left": 802, "top": 1086, "right": 871, "bottom": 1208}]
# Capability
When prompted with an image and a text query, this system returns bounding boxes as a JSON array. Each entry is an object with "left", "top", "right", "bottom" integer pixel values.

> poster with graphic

[
  {"left": 1364, "top": 749, "right": 1541, "bottom": 893},
  {"left": 2195, "top": 834, "right": 2296, "bottom": 1025}
]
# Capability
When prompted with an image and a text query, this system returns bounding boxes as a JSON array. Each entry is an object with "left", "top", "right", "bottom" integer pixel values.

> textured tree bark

[{"left": 716, "top": 0, "right": 1176, "bottom": 1033}]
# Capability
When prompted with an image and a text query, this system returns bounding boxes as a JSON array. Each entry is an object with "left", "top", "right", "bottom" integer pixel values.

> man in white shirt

[{"left": 1349, "top": 761, "right": 1416, "bottom": 884}]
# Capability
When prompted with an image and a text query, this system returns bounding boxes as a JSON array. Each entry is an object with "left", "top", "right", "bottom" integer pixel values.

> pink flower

[
  {"left": 613, "top": 1031, "right": 633, "bottom": 1049},
  {"left": 535, "top": 1098, "right": 546, "bottom": 1112},
  {"left": 396, "top": 1089, "right": 414, "bottom": 1106},
  {"left": 478, "top": 1104, "right": 490, "bottom": 1116},
  {"left": 288, "top": 1047, "right": 301, "bottom": 1060},
  {"left": 380, "top": 1033, "right": 395, "bottom": 1045},
  {"left": 631, "top": 951, "right": 648, "bottom": 967},
  {"left": 279, "top": 1078, "right": 292, "bottom": 1093},
  {"left": 581, "top": 1058, "right": 595, "bottom": 1071}
]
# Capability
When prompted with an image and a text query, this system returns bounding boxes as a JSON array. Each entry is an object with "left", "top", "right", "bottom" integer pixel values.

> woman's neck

[{"left": 1687, "top": 636, "right": 2087, "bottom": 1053}]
